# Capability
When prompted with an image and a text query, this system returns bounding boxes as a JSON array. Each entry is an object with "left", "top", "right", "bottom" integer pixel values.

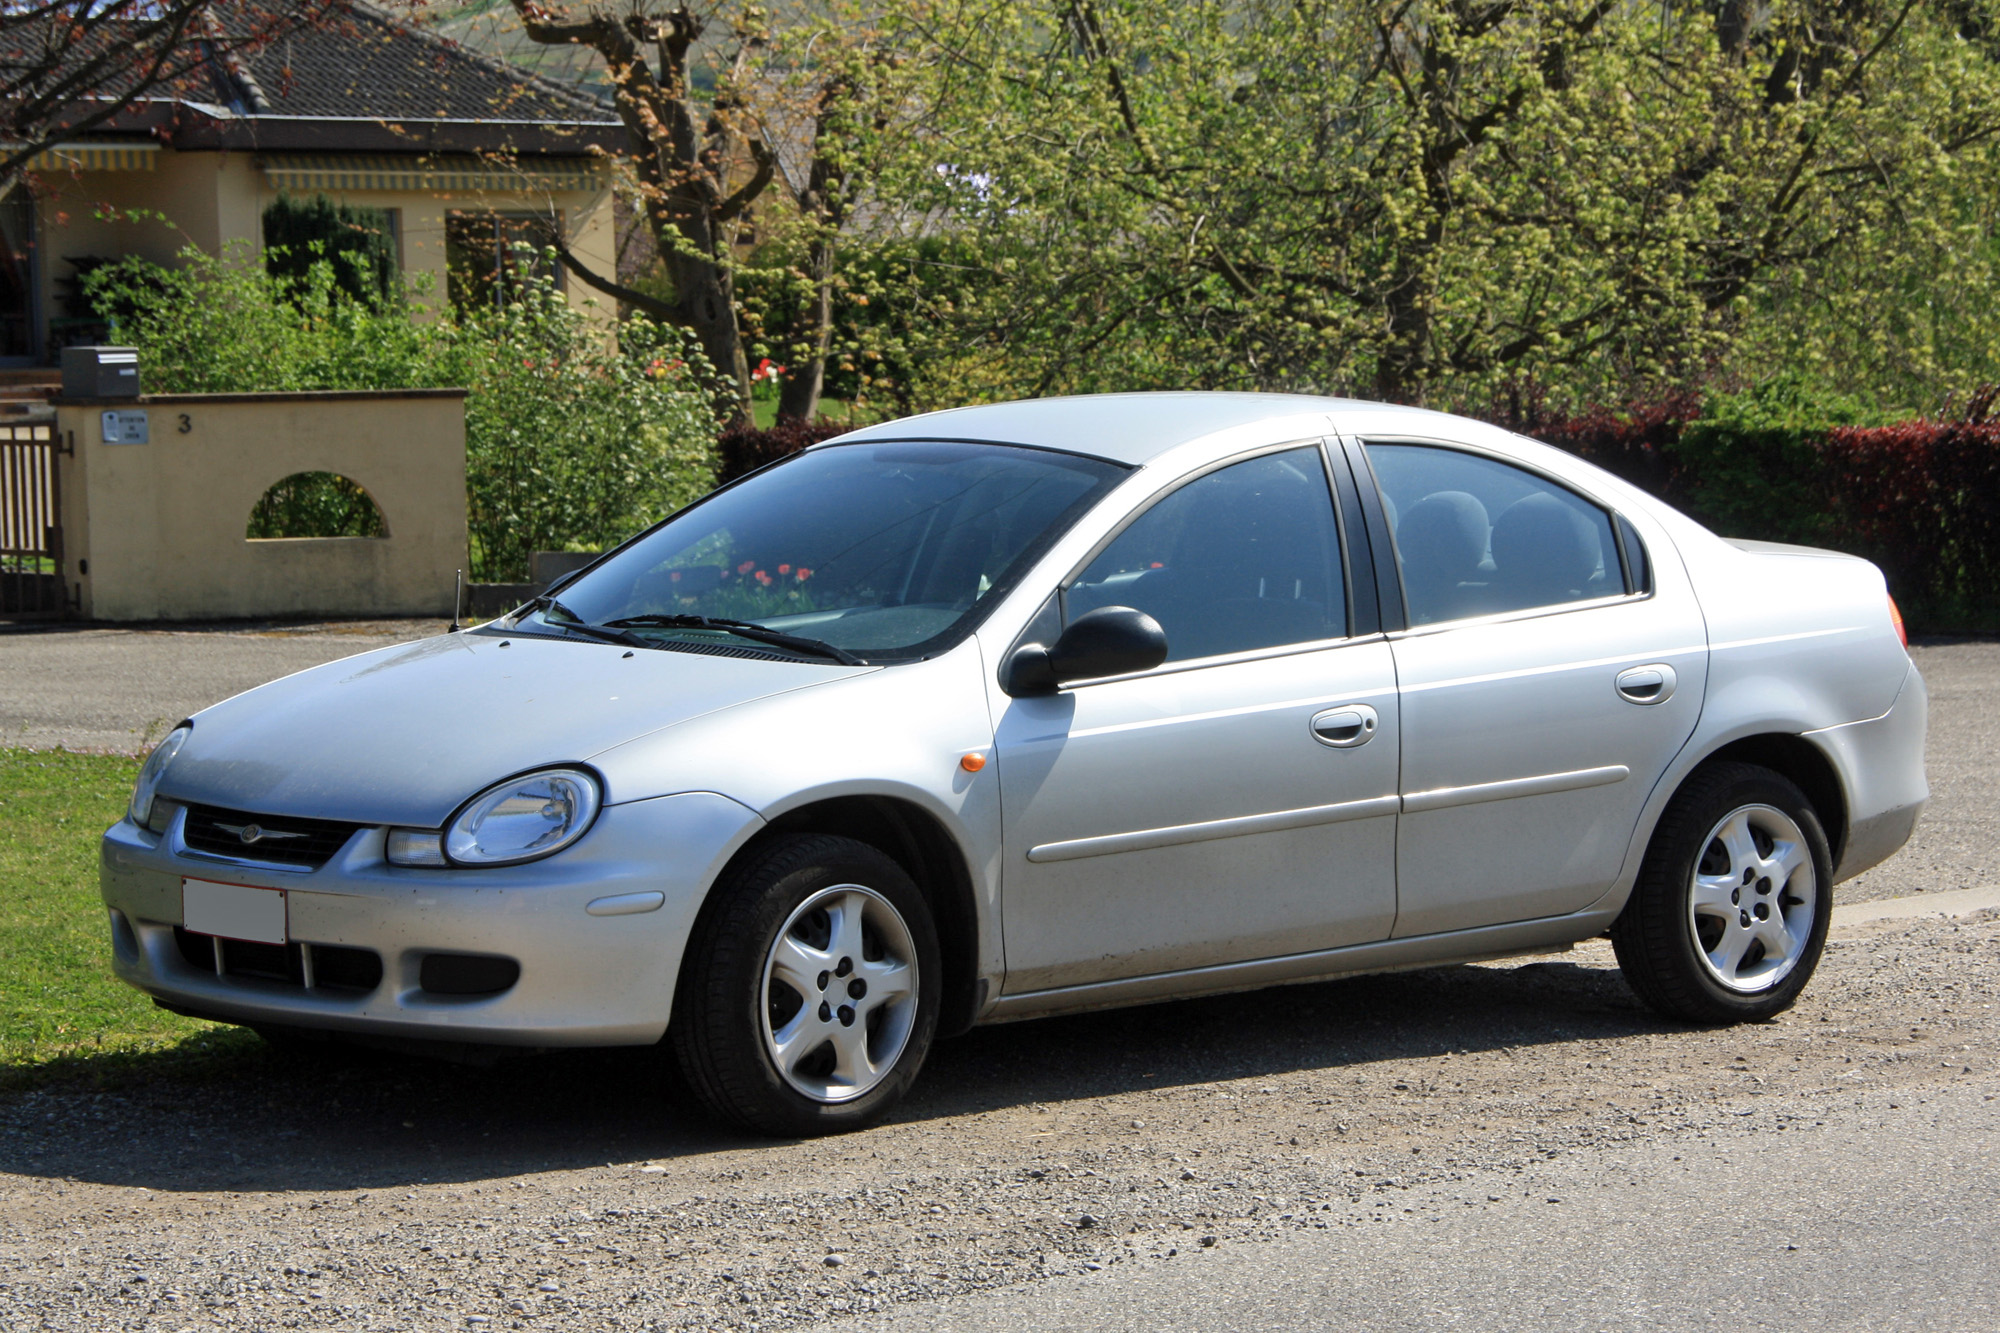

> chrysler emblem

[{"left": 214, "top": 821, "right": 307, "bottom": 845}]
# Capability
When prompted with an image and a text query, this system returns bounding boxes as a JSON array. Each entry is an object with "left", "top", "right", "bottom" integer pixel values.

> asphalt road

[
  {"left": 835, "top": 1076, "right": 2000, "bottom": 1333},
  {"left": 0, "top": 619, "right": 441, "bottom": 754}
]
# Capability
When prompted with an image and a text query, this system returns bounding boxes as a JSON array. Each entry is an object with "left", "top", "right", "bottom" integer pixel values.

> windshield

[{"left": 517, "top": 440, "right": 1127, "bottom": 662}]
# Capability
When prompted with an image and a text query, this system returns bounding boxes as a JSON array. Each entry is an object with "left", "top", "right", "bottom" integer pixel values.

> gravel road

[
  {"left": 0, "top": 908, "right": 1995, "bottom": 1332},
  {"left": 0, "top": 629, "right": 1993, "bottom": 1330}
]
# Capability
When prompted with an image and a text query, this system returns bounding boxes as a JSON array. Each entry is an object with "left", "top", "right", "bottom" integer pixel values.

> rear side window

[
  {"left": 1067, "top": 446, "right": 1347, "bottom": 662},
  {"left": 1365, "top": 443, "right": 1622, "bottom": 626}
]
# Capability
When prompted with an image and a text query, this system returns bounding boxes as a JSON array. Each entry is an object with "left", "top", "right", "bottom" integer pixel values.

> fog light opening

[{"left": 418, "top": 953, "right": 521, "bottom": 998}]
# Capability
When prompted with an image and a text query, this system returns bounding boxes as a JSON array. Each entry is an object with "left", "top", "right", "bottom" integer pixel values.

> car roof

[{"left": 831, "top": 392, "right": 1456, "bottom": 466}]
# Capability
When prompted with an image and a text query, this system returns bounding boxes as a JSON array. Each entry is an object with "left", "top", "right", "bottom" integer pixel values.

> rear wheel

[
  {"left": 1612, "top": 762, "right": 1833, "bottom": 1023},
  {"left": 672, "top": 834, "right": 940, "bottom": 1135}
]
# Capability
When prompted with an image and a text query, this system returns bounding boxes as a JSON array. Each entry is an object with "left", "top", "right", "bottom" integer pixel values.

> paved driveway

[{"left": 0, "top": 619, "right": 442, "bottom": 753}]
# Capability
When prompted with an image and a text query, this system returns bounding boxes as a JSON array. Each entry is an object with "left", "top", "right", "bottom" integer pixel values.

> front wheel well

[
  {"left": 1695, "top": 734, "right": 1848, "bottom": 866},
  {"left": 728, "top": 796, "right": 982, "bottom": 1037}
]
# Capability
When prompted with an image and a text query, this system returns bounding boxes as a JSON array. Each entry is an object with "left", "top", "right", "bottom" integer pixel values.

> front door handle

[
  {"left": 1311, "top": 704, "right": 1379, "bottom": 748},
  {"left": 1615, "top": 664, "right": 1677, "bottom": 706}
]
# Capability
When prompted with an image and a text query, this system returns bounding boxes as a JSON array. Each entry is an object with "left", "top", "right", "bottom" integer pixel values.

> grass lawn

[
  {"left": 0, "top": 748, "right": 252, "bottom": 1089},
  {"left": 749, "top": 396, "right": 883, "bottom": 430}
]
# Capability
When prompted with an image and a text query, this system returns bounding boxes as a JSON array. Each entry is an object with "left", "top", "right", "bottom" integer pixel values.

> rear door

[{"left": 1353, "top": 439, "right": 1708, "bottom": 937}]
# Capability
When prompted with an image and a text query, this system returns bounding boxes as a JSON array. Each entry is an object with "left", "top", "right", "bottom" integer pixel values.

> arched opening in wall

[{"left": 247, "top": 473, "right": 388, "bottom": 539}]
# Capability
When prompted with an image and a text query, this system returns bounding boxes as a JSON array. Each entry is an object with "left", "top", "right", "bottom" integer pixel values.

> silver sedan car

[{"left": 100, "top": 394, "right": 1927, "bottom": 1134}]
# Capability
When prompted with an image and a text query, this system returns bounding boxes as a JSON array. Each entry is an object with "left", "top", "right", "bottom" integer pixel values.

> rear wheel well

[
  {"left": 736, "top": 796, "right": 982, "bottom": 1037},
  {"left": 1698, "top": 734, "right": 1848, "bottom": 866}
]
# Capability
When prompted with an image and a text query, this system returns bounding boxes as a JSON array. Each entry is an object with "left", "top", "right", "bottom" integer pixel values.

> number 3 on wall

[{"left": 176, "top": 414, "right": 191, "bottom": 435}]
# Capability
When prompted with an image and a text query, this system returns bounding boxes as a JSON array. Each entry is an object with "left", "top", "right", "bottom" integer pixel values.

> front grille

[
  {"left": 174, "top": 928, "right": 384, "bottom": 994},
  {"left": 181, "top": 804, "right": 362, "bottom": 869}
]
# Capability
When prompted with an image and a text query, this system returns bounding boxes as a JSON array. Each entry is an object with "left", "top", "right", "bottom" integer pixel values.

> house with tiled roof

[{"left": 2, "top": 1, "right": 622, "bottom": 366}]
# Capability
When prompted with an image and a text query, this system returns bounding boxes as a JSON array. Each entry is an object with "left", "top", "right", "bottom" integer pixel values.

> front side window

[
  {"left": 541, "top": 440, "right": 1126, "bottom": 662},
  {"left": 1065, "top": 446, "right": 1347, "bottom": 663},
  {"left": 1365, "top": 443, "right": 1623, "bottom": 626}
]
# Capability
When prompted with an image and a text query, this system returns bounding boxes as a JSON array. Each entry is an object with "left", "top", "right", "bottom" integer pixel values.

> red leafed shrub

[
  {"left": 715, "top": 419, "right": 854, "bottom": 484},
  {"left": 1483, "top": 392, "right": 1701, "bottom": 502},
  {"left": 1819, "top": 420, "right": 2000, "bottom": 628}
]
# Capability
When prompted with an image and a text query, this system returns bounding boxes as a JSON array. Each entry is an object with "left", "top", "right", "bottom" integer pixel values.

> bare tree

[
  {"left": 0, "top": 1, "right": 345, "bottom": 185},
  {"left": 506, "top": 1, "right": 779, "bottom": 428}
]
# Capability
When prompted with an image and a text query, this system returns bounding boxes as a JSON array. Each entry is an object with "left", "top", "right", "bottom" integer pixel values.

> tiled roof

[
  {"left": 8, "top": 1, "right": 620, "bottom": 154},
  {"left": 229, "top": 2, "right": 615, "bottom": 125}
]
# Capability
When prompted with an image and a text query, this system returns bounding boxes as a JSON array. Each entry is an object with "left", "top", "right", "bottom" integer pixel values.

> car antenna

[{"left": 449, "top": 569, "right": 463, "bottom": 634}]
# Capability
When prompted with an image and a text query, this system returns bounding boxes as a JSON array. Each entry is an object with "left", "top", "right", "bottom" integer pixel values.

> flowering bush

[{"left": 88, "top": 245, "right": 721, "bottom": 581}]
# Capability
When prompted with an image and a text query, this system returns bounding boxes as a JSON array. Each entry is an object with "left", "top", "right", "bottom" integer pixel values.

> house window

[{"left": 445, "top": 210, "right": 564, "bottom": 310}]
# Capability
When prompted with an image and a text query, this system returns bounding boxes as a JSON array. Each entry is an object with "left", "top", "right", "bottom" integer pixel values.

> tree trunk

[
  {"left": 777, "top": 231, "right": 835, "bottom": 422},
  {"left": 669, "top": 241, "right": 755, "bottom": 429}
]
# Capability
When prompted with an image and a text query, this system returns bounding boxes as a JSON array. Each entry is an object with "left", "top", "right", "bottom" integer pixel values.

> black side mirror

[{"left": 1002, "top": 606, "right": 1169, "bottom": 696}]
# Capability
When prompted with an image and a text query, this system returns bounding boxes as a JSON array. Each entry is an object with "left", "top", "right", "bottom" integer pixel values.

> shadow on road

[{"left": 0, "top": 954, "right": 1670, "bottom": 1194}]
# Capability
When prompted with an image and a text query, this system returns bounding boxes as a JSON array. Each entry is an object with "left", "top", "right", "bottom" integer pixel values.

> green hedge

[{"left": 1497, "top": 383, "right": 2000, "bottom": 632}]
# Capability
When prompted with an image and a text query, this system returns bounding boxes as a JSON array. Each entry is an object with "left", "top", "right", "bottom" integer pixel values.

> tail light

[{"left": 1888, "top": 594, "right": 1907, "bottom": 648}]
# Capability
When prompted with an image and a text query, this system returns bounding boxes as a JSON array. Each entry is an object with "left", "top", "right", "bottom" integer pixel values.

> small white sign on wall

[{"left": 100, "top": 410, "right": 149, "bottom": 445}]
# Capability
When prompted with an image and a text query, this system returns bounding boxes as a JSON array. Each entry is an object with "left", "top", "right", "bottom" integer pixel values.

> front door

[
  {"left": 993, "top": 445, "right": 1401, "bottom": 994},
  {"left": 1361, "top": 441, "right": 1708, "bottom": 937}
]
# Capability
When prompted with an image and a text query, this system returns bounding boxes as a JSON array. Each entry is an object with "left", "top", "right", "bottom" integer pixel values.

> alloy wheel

[
  {"left": 1687, "top": 803, "right": 1818, "bottom": 993},
  {"left": 759, "top": 884, "right": 919, "bottom": 1103}
]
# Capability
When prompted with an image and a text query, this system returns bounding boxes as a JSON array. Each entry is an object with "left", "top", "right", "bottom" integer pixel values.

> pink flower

[
  {"left": 755, "top": 570, "right": 773, "bottom": 586},
  {"left": 737, "top": 560, "right": 756, "bottom": 574},
  {"left": 795, "top": 567, "right": 812, "bottom": 581},
  {"left": 777, "top": 563, "right": 791, "bottom": 575}
]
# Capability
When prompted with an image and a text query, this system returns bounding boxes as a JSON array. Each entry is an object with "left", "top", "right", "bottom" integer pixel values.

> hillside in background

[{"left": 389, "top": 1, "right": 615, "bottom": 96}]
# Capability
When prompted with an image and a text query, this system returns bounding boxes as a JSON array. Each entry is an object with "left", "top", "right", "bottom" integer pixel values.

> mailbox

[{"left": 60, "top": 346, "right": 140, "bottom": 399}]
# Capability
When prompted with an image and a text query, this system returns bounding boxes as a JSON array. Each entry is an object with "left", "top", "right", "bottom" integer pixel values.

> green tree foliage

[
  {"left": 261, "top": 193, "right": 400, "bottom": 306},
  {"left": 85, "top": 247, "right": 720, "bottom": 582},
  {"left": 886, "top": 0, "right": 2000, "bottom": 410}
]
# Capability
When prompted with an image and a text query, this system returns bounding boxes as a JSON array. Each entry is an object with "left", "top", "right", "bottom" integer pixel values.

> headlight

[
  {"left": 130, "top": 726, "right": 189, "bottom": 828},
  {"left": 390, "top": 768, "right": 602, "bottom": 868}
]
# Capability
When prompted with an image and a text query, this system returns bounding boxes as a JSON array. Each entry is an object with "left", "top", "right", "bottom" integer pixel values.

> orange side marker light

[{"left": 959, "top": 752, "right": 988, "bottom": 773}]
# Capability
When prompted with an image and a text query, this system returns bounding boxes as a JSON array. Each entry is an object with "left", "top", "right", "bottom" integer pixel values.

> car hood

[{"left": 159, "top": 631, "right": 870, "bottom": 826}]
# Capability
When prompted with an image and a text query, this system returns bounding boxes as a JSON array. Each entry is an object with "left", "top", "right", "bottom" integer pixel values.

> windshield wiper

[
  {"left": 520, "top": 595, "right": 647, "bottom": 648},
  {"left": 602, "top": 614, "right": 864, "bottom": 666}
]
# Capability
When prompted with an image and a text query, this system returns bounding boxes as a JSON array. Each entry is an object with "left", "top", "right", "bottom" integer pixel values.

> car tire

[
  {"left": 1612, "top": 761, "right": 1834, "bottom": 1024},
  {"left": 672, "top": 833, "right": 941, "bottom": 1136}
]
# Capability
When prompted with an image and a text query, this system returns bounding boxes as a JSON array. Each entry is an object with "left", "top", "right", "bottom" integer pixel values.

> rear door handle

[
  {"left": 1615, "top": 664, "right": 1677, "bottom": 705},
  {"left": 1311, "top": 704, "right": 1379, "bottom": 747}
]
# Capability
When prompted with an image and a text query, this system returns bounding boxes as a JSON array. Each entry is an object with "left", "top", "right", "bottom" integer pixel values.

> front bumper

[{"left": 99, "top": 791, "right": 761, "bottom": 1046}]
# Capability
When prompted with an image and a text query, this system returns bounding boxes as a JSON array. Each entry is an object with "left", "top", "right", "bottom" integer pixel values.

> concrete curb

[{"left": 1830, "top": 885, "right": 2000, "bottom": 933}]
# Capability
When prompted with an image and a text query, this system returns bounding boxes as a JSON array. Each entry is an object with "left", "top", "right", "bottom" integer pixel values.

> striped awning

[
  {"left": 259, "top": 154, "right": 605, "bottom": 195},
  {"left": 24, "top": 142, "right": 158, "bottom": 173}
]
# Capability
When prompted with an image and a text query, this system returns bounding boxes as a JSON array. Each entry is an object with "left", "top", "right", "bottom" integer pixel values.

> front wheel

[
  {"left": 672, "top": 834, "right": 940, "bottom": 1136},
  {"left": 1612, "top": 762, "right": 1833, "bottom": 1023}
]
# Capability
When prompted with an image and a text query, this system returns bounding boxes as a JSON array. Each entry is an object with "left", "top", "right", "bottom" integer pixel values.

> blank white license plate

[{"left": 182, "top": 878, "right": 287, "bottom": 945}]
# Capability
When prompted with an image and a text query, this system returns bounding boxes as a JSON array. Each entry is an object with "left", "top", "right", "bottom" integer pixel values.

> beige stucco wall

[
  {"left": 53, "top": 390, "right": 467, "bottom": 621},
  {"left": 33, "top": 148, "right": 616, "bottom": 332}
]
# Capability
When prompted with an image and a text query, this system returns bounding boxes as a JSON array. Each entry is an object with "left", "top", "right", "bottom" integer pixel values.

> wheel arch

[
  {"left": 1696, "top": 733, "right": 1849, "bottom": 868},
  {"left": 712, "top": 795, "right": 985, "bottom": 1038}
]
